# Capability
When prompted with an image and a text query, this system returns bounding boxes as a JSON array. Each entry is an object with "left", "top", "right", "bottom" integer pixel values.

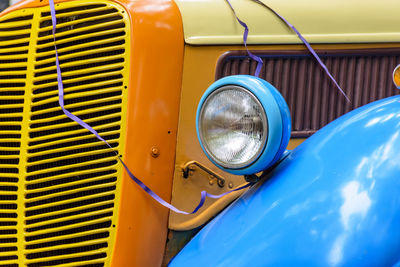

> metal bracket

[{"left": 182, "top": 160, "right": 225, "bottom": 188}]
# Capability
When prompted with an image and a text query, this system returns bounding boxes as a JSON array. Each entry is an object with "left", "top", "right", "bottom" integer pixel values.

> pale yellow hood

[{"left": 174, "top": 0, "right": 400, "bottom": 45}]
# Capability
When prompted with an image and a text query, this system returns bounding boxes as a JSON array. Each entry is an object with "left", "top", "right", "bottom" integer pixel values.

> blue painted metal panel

[{"left": 170, "top": 96, "right": 400, "bottom": 266}]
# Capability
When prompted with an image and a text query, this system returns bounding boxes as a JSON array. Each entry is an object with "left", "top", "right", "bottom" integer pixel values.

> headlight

[
  {"left": 196, "top": 75, "right": 291, "bottom": 175},
  {"left": 198, "top": 85, "right": 268, "bottom": 169}
]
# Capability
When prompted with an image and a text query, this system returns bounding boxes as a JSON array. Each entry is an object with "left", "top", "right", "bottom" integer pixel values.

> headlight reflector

[{"left": 198, "top": 85, "right": 268, "bottom": 169}]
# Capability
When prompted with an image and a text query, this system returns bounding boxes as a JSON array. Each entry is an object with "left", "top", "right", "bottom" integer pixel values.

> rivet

[
  {"left": 209, "top": 179, "right": 214, "bottom": 185},
  {"left": 228, "top": 182, "right": 233, "bottom": 188},
  {"left": 150, "top": 146, "right": 160, "bottom": 158}
]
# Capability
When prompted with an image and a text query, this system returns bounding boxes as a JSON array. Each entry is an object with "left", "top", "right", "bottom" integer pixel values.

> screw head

[{"left": 151, "top": 146, "right": 160, "bottom": 158}]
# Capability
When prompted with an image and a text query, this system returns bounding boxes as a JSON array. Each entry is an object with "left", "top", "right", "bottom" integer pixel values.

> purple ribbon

[
  {"left": 225, "top": 0, "right": 263, "bottom": 77},
  {"left": 49, "top": 0, "right": 252, "bottom": 214},
  {"left": 226, "top": 0, "right": 350, "bottom": 103}
]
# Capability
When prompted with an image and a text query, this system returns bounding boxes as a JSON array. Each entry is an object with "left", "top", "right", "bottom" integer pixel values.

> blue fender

[{"left": 170, "top": 96, "right": 400, "bottom": 266}]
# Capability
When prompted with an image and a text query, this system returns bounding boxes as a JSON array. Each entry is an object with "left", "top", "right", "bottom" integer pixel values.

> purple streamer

[
  {"left": 225, "top": 0, "right": 263, "bottom": 77},
  {"left": 250, "top": 0, "right": 350, "bottom": 102},
  {"left": 226, "top": 0, "right": 350, "bottom": 103},
  {"left": 49, "top": 0, "right": 252, "bottom": 214}
]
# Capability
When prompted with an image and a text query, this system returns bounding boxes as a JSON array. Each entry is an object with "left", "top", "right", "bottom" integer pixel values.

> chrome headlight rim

[{"left": 198, "top": 85, "right": 269, "bottom": 170}]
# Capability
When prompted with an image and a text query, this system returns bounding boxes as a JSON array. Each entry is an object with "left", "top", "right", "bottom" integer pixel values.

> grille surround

[{"left": 0, "top": 1, "right": 130, "bottom": 266}]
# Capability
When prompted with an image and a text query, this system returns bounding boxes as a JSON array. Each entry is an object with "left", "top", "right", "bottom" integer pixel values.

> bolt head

[{"left": 151, "top": 146, "right": 160, "bottom": 158}]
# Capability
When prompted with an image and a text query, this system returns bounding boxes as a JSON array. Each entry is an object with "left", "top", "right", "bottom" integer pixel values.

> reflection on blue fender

[{"left": 170, "top": 96, "right": 400, "bottom": 266}]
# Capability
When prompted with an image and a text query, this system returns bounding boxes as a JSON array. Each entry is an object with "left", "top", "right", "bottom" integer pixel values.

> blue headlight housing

[{"left": 196, "top": 75, "right": 291, "bottom": 175}]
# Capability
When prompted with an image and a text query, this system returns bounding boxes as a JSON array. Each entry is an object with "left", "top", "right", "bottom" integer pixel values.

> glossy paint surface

[
  {"left": 174, "top": 0, "right": 400, "bottom": 45},
  {"left": 110, "top": 1, "right": 184, "bottom": 266},
  {"left": 171, "top": 96, "right": 400, "bottom": 266}
]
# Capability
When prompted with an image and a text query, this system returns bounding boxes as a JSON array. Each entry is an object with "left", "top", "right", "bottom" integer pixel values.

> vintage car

[{"left": 0, "top": 0, "right": 399, "bottom": 266}]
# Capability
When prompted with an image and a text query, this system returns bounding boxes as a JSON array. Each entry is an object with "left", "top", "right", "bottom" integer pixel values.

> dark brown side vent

[{"left": 216, "top": 48, "right": 400, "bottom": 137}]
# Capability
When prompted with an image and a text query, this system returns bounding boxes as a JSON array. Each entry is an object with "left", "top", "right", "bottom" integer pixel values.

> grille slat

[
  {"left": 0, "top": 38, "right": 30, "bottom": 47},
  {"left": 26, "top": 243, "right": 108, "bottom": 260},
  {"left": 27, "top": 151, "right": 118, "bottom": 173},
  {"left": 37, "top": 20, "right": 124, "bottom": 46},
  {"left": 31, "top": 92, "right": 122, "bottom": 117},
  {"left": 0, "top": 71, "right": 27, "bottom": 76},
  {"left": 37, "top": 23, "right": 125, "bottom": 49},
  {"left": 35, "top": 54, "right": 125, "bottom": 73},
  {"left": 26, "top": 252, "right": 107, "bottom": 267},
  {"left": 26, "top": 171, "right": 117, "bottom": 193},
  {"left": 217, "top": 49, "right": 400, "bottom": 137},
  {"left": 31, "top": 87, "right": 123, "bottom": 110},
  {"left": 27, "top": 237, "right": 109, "bottom": 257},
  {"left": 25, "top": 230, "right": 109, "bottom": 249},
  {"left": 34, "top": 58, "right": 124, "bottom": 78},
  {"left": 32, "top": 75, "right": 124, "bottom": 96},
  {"left": 27, "top": 130, "right": 120, "bottom": 153},
  {"left": 26, "top": 186, "right": 116, "bottom": 208},
  {"left": 40, "top": 11, "right": 122, "bottom": 34},
  {"left": 0, "top": 21, "right": 31, "bottom": 29},
  {"left": 26, "top": 160, "right": 118, "bottom": 182},
  {"left": 32, "top": 98, "right": 122, "bottom": 120},
  {"left": 26, "top": 221, "right": 112, "bottom": 242},
  {"left": 25, "top": 208, "right": 115, "bottom": 230},
  {"left": 25, "top": 216, "right": 113, "bottom": 237},
  {"left": 25, "top": 203, "right": 114, "bottom": 227},
  {"left": 26, "top": 179, "right": 117, "bottom": 202},
  {"left": 0, "top": 63, "right": 26, "bottom": 70},
  {"left": 30, "top": 105, "right": 122, "bottom": 129},
  {"left": 26, "top": 213, "right": 113, "bottom": 235},
  {"left": 35, "top": 47, "right": 124, "bottom": 69},
  {"left": 0, "top": 54, "right": 28, "bottom": 60},
  {"left": 28, "top": 143, "right": 119, "bottom": 164},
  {"left": 32, "top": 81, "right": 124, "bottom": 103},
  {"left": 29, "top": 114, "right": 122, "bottom": 138},
  {"left": 28, "top": 134, "right": 120, "bottom": 155},
  {"left": 25, "top": 194, "right": 115, "bottom": 219},
  {"left": 27, "top": 124, "right": 120, "bottom": 147},
  {"left": 40, "top": 6, "right": 113, "bottom": 25},
  {"left": 26, "top": 239, "right": 110, "bottom": 256}
]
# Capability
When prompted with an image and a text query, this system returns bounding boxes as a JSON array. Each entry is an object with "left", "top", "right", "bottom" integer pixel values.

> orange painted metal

[
  {"left": 3, "top": 0, "right": 184, "bottom": 266},
  {"left": 109, "top": 1, "right": 184, "bottom": 266}
]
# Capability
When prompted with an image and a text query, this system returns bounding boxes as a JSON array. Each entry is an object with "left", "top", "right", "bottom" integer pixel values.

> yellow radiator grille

[{"left": 0, "top": 1, "right": 130, "bottom": 266}]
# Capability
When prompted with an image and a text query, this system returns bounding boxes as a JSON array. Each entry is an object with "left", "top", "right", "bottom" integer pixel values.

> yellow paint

[
  {"left": 287, "top": 138, "right": 306, "bottom": 150},
  {"left": 174, "top": 0, "right": 400, "bottom": 45}
]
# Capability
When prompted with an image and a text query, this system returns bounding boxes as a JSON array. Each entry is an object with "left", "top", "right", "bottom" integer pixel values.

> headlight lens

[{"left": 198, "top": 85, "right": 268, "bottom": 169}]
